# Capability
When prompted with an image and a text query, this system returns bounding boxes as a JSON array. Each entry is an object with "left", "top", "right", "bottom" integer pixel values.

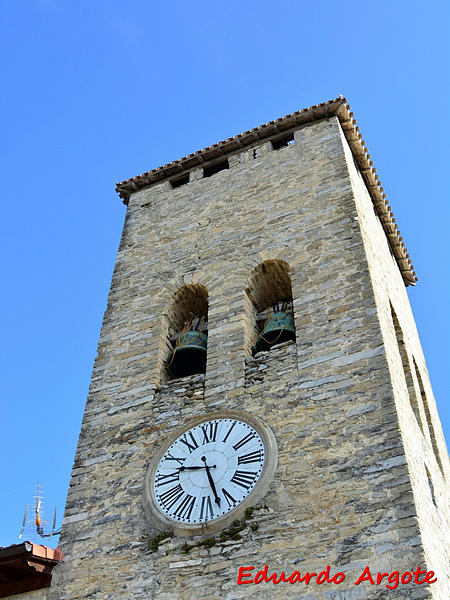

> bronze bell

[
  {"left": 166, "top": 322, "right": 207, "bottom": 378},
  {"left": 256, "top": 308, "right": 295, "bottom": 352}
]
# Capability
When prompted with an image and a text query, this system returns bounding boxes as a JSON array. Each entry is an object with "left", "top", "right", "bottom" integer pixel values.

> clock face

[{"left": 153, "top": 418, "right": 265, "bottom": 524}]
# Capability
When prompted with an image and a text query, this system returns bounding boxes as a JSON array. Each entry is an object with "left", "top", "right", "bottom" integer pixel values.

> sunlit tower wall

[{"left": 49, "top": 98, "right": 449, "bottom": 599}]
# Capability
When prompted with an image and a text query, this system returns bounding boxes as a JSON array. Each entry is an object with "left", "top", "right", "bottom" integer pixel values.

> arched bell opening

[
  {"left": 246, "top": 260, "right": 296, "bottom": 355},
  {"left": 164, "top": 284, "right": 208, "bottom": 380}
]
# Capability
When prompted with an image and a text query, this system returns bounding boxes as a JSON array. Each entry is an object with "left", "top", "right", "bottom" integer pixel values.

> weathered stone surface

[
  {"left": 6, "top": 591, "right": 49, "bottom": 600},
  {"left": 49, "top": 116, "right": 449, "bottom": 599}
]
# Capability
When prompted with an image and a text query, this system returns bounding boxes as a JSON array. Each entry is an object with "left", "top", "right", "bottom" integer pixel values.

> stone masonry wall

[
  {"left": 49, "top": 116, "right": 448, "bottom": 599},
  {"left": 339, "top": 123, "right": 450, "bottom": 599},
  {"left": 5, "top": 589, "right": 49, "bottom": 600}
]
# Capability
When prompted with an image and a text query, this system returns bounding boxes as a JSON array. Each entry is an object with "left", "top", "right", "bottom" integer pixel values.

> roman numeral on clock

[
  {"left": 158, "top": 484, "right": 184, "bottom": 510},
  {"left": 222, "top": 421, "right": 236, "bottom": 443},
  {"left": 201, "top": 422, "right": 218, "bottom": 444},
  {"left": 232, "top": 432, "right": 256, "bottom": 451},
  {"left": 173, "top": 493, "right": 195, "bottom": 520},
  {"left": 179, "top": 432, "right": 199, "bottom": 453},
  {"left": 165, "top": 452, "right": 186, "bottom": 466},
  {"left": 200, "top": 495, "right": 214, "bottom": 520},
  {"left": 238, "top": 450, "right": 262, "bottom": 465},
  {"left": 156, "top": 471, "right": 180, "bottom": 486},
  {"left": 221, "top": 487, "right": 237, "bottom": 507},
  {"left": 230, "top": 470, "right": 257, "bottom": 490}
]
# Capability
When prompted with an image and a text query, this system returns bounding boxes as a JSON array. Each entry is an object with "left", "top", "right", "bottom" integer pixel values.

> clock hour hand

[
  {"left": 178, "top": 465, "right": 216, "bottom": 471},
  {"left": 201, "top": 456, "right": 221, "bottom": 507}
]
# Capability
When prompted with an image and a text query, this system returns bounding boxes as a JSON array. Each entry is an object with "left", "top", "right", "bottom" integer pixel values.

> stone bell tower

[{"left": 50, "top": 98, "right": 449, "bottom": 599}]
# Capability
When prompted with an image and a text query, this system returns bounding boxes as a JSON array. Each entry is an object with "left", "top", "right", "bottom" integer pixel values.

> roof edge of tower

[{"left": 115, "top": 97, "right": 417, "bottom": 286}]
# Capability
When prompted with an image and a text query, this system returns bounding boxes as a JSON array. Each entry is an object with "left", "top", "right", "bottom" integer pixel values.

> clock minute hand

[{"left": 201, "top": 456, "right": 221, "bottom": 507}]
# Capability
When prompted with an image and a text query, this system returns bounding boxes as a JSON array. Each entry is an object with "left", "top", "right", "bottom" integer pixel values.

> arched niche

[
  {"left": 245, "top": 260, "right": 296, "bottom": 354},
  {"left": 163, "top": 284, "right": 209, "bottom": 380}
]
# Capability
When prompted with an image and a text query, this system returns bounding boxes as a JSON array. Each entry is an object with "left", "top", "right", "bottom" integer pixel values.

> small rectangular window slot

[
  {"left": 171, "top": 174, "right": 190, "bottom": 188},
  {"left": 272, "top": 133, "right": 295, "bottom": 151},
  {"left": 203, "top": 159, "right": 229, "bottom": 178}
]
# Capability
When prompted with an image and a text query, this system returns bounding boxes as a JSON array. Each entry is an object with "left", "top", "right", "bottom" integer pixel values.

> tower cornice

[{"left": 115, "top": 97, "right": 417, "bottom": 286}]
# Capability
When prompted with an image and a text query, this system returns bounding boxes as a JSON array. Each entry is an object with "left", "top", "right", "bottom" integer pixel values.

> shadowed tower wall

[{"left": 50, "top": 100, "right": 449, "bottom": 599}]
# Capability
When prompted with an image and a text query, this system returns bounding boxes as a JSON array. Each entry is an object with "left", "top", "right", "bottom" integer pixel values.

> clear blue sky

[{"left": 1, "top": 1, "right": 448, "bottom": 547}]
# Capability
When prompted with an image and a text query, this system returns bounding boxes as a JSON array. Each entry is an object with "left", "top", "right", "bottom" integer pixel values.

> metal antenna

[
  {"left": 19, "top": 485, "right": 61, "bottom": 540},
  {"left": 18, "top": 505, "right": 28, "bottom": 539}
]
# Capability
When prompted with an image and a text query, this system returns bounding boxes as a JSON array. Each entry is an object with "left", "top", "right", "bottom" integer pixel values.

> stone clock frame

[{"left": 143, "top": 410, "right": 278, "bottom": 536}]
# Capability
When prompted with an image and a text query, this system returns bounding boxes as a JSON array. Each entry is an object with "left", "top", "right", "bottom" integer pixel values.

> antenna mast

[{"left": 18, "top": 485, "right": 61, "bottom": 540}]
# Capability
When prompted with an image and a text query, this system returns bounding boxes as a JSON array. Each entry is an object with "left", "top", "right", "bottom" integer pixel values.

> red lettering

[
  {"left": 237, "top": 564, "right": 433, "bottom": 587},
  {"left": 413, "top": 566, "right": 428, "bottom": 585},
  {"left": 266, "top": 569, "right": 278, "bottom": 584},
  {"left": 386, "top": 571, "right": 400, "bottom": 590},
  {"left": 254, "top": 565, "right": 268, "bottom": 584},
  {"left": 376, "top": 572, "right": 389, "bottom": 584},
  {"left": 265, "top": 570, "right": 278, "bottom": 584},
  {"left": 266, "top": 570, "right": 289, "bottom": 584},
  {"left": 355, "top": 566, "right": 375, "bottom": 586},
  {"left": 301, "top": 572, "right": 317, "bottom": 585},
  {"left": 401, "top": 571, "right": 412, "bottom": 584},
  {"left": 288, "top": 571, "right": 302, "bottom": 583},
  {"left": 237, "top": 566, "right": 254, "bottom": 585},
  {"left": 333, "top": 572, "right": 345, "bottom": 584},
  {"left": 317, "top": 566, "right": 332, "bottom": 584},
  {"left": 425, "top": 571, "right": 437, "bottom": 584}
]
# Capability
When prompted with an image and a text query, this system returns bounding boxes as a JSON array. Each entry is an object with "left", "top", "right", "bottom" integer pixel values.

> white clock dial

[{"left": 153, "top": 419, "right": 265, "bottom": 524}]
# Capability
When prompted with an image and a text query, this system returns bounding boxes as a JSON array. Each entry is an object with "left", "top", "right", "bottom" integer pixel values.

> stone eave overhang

[
  {"left": 0, "top": 542, "right": 62, "bottom": 598},
  {"left": 115, "top": 97, "right": 417, "bottom": 286}
]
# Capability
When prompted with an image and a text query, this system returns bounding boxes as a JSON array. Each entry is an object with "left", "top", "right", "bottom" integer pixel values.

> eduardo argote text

[{"left": 237, "top": 565, "right": 437, "bottom": 590}]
